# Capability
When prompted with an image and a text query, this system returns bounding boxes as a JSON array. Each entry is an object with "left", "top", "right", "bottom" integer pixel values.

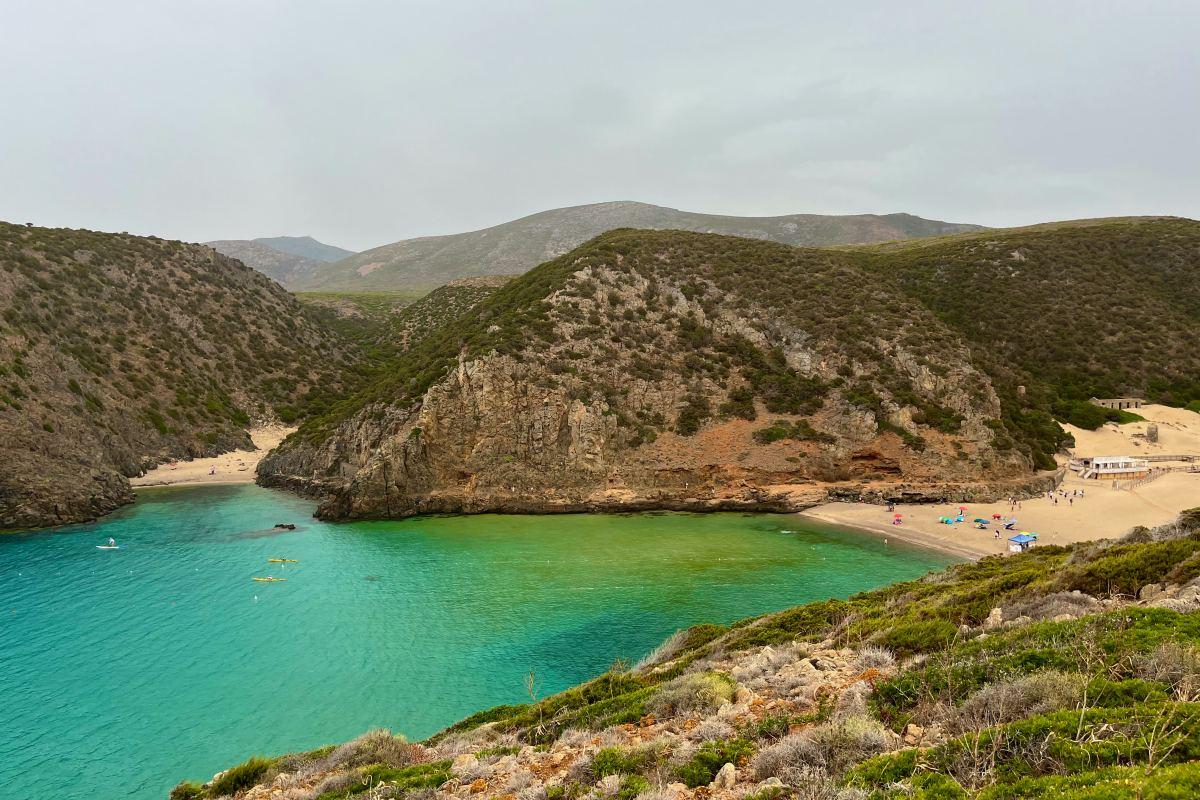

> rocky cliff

[
  {"left": 260, "top": 229, "right": 1035, "bottom": 521},
  {"left": 0, "top": 222, "right": 359, "bottom": 528}
]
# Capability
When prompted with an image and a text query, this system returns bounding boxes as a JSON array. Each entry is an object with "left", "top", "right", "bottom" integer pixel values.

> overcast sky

[{"left": 2, "top": 1, "right": 1197, "bottom": 251}]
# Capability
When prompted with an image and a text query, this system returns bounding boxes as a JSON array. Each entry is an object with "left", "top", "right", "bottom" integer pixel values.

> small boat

[
  {"left": 267, "top": 558, "right": 298, "bottom": 563},
  {"left": 252, "top": 576, "right": 287, "bottom": 583}
]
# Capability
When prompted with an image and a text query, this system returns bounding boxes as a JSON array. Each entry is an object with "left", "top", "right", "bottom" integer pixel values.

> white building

[{"left": 1074, "top": 455, "right": 1150, "bottom": 480}]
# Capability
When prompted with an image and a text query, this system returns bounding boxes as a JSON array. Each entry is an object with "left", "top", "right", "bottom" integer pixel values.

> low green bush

[
  {"left": 208, "top": 756, "right": 272, "bottom": 797},
  {"left": 676, "top": 738, "right": 754, "bottom": 787},
  {"left": 877, "top": 618, "right": 958, "bottom": 657}
]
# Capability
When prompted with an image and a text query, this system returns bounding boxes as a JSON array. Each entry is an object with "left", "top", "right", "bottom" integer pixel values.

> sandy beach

[
  {"left": 806, "top": 404, "right": 1200, "bottom": 559},
  {"left": 131, "top": 426, "right": 294, "bottom": 488}
]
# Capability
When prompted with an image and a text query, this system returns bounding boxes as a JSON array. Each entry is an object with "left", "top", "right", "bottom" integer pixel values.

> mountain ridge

[
  {"left": 297, "top": 201, "right": 985, "bottom": 292},
  {"left": 205, "top": 235, "right": 354, "bottom": 288}
]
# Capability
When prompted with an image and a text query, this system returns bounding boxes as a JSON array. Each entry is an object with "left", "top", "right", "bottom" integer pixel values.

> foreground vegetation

[{"left": 177, "top": 508, "right": 1200, "bottom": 798}]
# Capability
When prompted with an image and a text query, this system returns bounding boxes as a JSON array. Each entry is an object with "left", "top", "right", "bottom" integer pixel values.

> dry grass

[
  {"left": 752, "top": 715, "right": 889, "bottom": 781},
  {"left": 647, "top": 672, "right": 736, "bottom": 718}
]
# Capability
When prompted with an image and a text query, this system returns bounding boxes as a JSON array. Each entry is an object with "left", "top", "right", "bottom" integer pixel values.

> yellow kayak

[
  {"left": 267, "top": 558, "right": 298, "bottom": 563},
  {"left": 252, "top": 577, "right": 287, "bottom": 583}
]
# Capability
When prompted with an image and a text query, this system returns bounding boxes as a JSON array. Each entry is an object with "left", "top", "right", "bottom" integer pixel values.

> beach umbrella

[
  {"left": 973, "top": 518, "right": 990, "bottom": 524},
  {"left": 894, "top": 513, "right": 903, "bottom": 518}
]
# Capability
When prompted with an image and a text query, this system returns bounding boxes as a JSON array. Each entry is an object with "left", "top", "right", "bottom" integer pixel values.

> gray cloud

[{"left": 1, "top": 0, "right": 1196, "bottom": 250}]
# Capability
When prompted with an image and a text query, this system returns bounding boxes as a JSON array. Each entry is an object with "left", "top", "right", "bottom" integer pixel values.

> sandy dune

[
  {"left": 807, "top": 405, "right": 1200, "bottom": 559},
  {"left": 131, "top": 426, "right": 294, "bottom": 488}
]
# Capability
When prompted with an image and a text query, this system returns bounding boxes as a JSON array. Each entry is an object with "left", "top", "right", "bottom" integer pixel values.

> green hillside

[
  {"left": 0, "top": 222, "right": 361, "bottom": 527},
  {"left": 850, "top": 216, "right": 1200, "bottom": 464},
  {"left": 276, "top": 219, "right": 1200, "bottom": 507}
]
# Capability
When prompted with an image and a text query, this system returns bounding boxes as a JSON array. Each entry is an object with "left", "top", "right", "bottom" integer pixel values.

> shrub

[
  {"left": 616, "top": 774, "right": 650, "bottom": 799},
  {"left": 719, "top": 385, "right": 756, "bottom": 420},
  {"left": 1056, "top": 537, "right": 1200, "bottom": 597},
  {"left": 647, "top": 672, "right": 736, "bottom": 718},
  {"left": 591, "top": 745, "right": 660, "bottom": 778},
  {"left": 877, "top": 619, "right": 957, "bottom": 657},
  {"left": 855, "top": 645, "right": 895, "bottom": 670},
  {"left": 167, "top": 782, "right": 204, "bottom": 800},
  {"left": 208, "top": 756, "right": 272, "bottom": 797},
  {"left": 1135, "top": 642, "right": 1200, "bottom": 700},
  {"left": 950, "top": 671, "right": 1085, "bottom": 733},
  {"left": 752, "top": 715, "right": 888, "bottom": 781},
  {"left": 676, "top": 394, "right": 711, "bottom": 435},
  {"left": 324, "top": 728, "right": 412, "bottom": 770},
  {"left": 675, "top": 738, "right": 755, "bottom": 787},
  {"left": 1001, "top": 590, "right": 1100, "bottom": 622},
  {"left": 753, "top": 419, "right": 834, "bottom": 445}
]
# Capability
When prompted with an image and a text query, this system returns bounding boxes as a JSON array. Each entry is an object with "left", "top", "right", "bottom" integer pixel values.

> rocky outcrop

[{"left": 261, "top": 230, "right": 1038, "bottom": 521}]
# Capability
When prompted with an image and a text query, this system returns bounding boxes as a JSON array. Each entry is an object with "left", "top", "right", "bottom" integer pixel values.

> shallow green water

[{"left": 0, "top": 485, "right": 953, "bottom": 799}]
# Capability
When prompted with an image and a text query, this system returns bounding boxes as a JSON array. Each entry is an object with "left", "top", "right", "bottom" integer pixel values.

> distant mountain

[
  {"left": 0, "top": 222, "right": 360, "bottom": 528},
  {"left": 205, "top": 235, "right": 354, "bottom": 288},
  {"left": 253, "top": 235, "right": 354, "bottom": 263},
  {"left": 297, "top": 201, "right": 984, "bottom": 292}
]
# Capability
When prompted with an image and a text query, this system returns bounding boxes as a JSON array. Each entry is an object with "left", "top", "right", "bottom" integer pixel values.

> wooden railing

[{"left": 1113, "top": 465, "right": 1200, "bottom": 491}]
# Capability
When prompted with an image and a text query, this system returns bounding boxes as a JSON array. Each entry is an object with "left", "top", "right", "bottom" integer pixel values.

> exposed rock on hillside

[
  {"left": 261, "top": 229, "right": 1035, "bottom": 520},
  {"left": 0, "top": 222, "right": 359, "bottom": 528},
  {"left": 299, "top": 201, "right": 983, "bottom": 292}
]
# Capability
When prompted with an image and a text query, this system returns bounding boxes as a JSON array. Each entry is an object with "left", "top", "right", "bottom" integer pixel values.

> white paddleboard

[{"left": 96, "top": 545, "right": 119, "bottom": 550}]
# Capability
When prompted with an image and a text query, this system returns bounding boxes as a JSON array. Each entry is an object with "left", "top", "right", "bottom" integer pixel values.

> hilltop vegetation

[
  {"left": 0, "top": 221, "right": 360, "bottom": 527},
  {"left": 850, "top": 216, "right": 1200, "bottom": 463},
  {"left": 298, "top": 201, "right": 982, "bottom": 293},
  {"left": 295, "top": 291, "right": 424, "bottom": 354},
  {"left": 381, "top": 276, "right": 512, "bottom": 351},
  {"left": 177, "top": 508, "right": 1200, "bottom": 799}
]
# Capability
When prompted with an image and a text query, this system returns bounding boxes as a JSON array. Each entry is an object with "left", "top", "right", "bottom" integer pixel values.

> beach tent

[{"left": 1008, "top": 533, "right": 1036, "bottom": 553}]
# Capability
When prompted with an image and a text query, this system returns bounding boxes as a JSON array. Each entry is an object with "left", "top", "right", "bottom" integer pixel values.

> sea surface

[{"left": 0, "top": 485, "right": 953, "bottom": 800}]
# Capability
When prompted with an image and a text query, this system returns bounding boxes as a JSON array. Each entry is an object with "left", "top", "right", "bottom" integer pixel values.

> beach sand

[
  {"left": 131, "top": 426, "right": 294, "bottom": 488},
  {"left": 806, "top": 404, "right": 1200, "bottom": 559}
]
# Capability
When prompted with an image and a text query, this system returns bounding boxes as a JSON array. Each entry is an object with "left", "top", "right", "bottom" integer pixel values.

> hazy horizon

[{"left": 2, "top": 0, "right": 1197, "bottom": 251}]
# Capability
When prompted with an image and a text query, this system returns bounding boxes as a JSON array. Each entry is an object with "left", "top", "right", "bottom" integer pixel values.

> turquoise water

[{"left": 0, "top": 485, "right": 953, "bottom": 800}]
